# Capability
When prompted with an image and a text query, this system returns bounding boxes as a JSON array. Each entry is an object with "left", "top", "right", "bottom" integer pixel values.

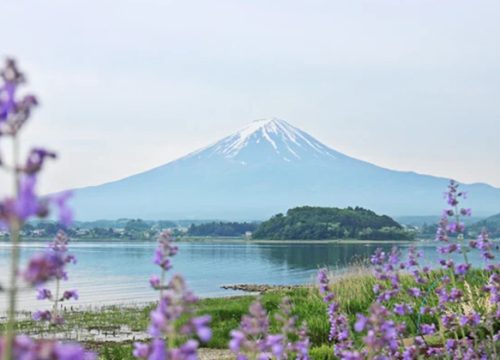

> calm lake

[{"left": 0, "top": 239, "right": 496, "bottom": 313}]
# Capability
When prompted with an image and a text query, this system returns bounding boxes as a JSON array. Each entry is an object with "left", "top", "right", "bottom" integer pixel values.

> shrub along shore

[{"left": 1, "top": 267, "right": 496, "bottom": 360}]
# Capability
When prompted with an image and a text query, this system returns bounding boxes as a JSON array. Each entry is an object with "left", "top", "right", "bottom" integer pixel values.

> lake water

[{"left": 0, "top": 239, "right": 496, "bottom": 313}]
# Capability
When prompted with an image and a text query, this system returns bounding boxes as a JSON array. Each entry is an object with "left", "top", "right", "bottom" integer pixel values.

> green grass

[
  {"left": 2, "top": 268, "right": 496, "bottom": 359},
  {"left": 98, "top": 344, "right": 135, "bottom": 360}
]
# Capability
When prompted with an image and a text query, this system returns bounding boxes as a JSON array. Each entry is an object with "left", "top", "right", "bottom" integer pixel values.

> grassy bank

[{"left": 1, "top": 268, "right": 496, "bottom": 359}]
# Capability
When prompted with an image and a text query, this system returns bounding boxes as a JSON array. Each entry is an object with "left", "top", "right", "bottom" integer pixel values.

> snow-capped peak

[
  {"left": 198, "top": 117, "right": 340, "bottom": 162},
  {"left": 225, "top": 118, "right": 299, "bottom": 154}
]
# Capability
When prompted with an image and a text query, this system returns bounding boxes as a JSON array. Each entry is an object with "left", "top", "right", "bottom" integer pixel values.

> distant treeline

[
  {"left": 16, "top": 218, "right": 258, "bottom": 240},
  {"left": 23, "top": 208, "right": 500, "bottom": 241},
  {"left": 401, "top": 212, "right": 500, "bottom": 239},
  {"left": 186, "top": 222, "right": 259, "bottom": 237},
  {"left": 70, "top": 219, "right": 207, "bottom": 229},
  {"left": 252, "top": 206, "right": 415, "bottom": 240},
  {"left": 18, "top": 219, "right": 183, "bottom": 240}
]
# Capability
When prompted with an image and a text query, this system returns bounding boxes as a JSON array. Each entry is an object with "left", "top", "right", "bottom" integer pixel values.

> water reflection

[{"left": 256, "top": 242, "right": 396, "bottom": 270}]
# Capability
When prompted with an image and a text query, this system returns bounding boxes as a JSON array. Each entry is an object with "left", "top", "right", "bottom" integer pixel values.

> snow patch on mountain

[{"left": 192, "top": 117, "right": 339, "bottom": 162}]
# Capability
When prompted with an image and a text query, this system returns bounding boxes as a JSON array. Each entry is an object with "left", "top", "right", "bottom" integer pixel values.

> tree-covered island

[{"left": 252, "top": 206, "right": 415, "bottom": 240}]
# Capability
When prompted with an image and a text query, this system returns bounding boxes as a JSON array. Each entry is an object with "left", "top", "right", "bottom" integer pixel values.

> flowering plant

[
  {"left": 319, "top": 180, "right": 499, "bottom": 359},
  {"left": 229, "top": 297, "right": 310, "bottom": 360},
  {"left": 29, "top": 231, "right": 79, "bottom": 325},
  {"left": 0, "top": 59, "right": 91, "bottom": 360},
  {"left": 133, "top": 231, "right": 213, "bottom": 360}
]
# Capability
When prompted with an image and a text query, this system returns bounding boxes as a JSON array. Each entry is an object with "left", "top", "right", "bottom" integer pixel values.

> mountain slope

[
  {"left": 469, "top": 213, "right": 500, "bottom": 237},
  {"left": 72, "top": 118, "right": 500, "bottom": 220}
]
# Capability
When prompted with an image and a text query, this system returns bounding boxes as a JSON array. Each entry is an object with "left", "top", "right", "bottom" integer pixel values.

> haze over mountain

[{"left": 72, "top": 118, "right": 500, "bottom": 220}]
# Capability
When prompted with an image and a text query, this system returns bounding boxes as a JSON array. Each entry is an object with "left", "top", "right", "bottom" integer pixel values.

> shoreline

[
  {"left": 5, "top": 237, "right": 496, "bottom": 245},
  {"left": 0, "top": 236, "right": 427, "bottom": 245}
]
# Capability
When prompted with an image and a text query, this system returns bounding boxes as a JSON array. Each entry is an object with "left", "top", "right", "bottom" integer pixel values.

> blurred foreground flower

[
  {"left": 133, "top": 231, "right": 212, "bottom": 360},
  {"left": 0, "top": 58, "right": 91, "bottom": 360}
]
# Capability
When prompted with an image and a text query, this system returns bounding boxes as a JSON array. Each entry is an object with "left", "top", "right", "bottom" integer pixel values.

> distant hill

[
  {"left": 252, "top": 206, "right": 414, "bottom": 240},
  {"left": 469, "top": 213, "right": 500, "bottom": 238},
  {"left": 395, "top": 216, "right": 484, "bottom": 227},
  {"left": 72, "top": 118, "right": 500, "bottom": 220}
]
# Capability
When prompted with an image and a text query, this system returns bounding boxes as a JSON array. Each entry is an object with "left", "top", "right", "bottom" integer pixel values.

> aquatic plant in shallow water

[
  {"left": 0, "top": 58, "right": 92, "bottom": 359},
  {"left": 318, "top": 180, "right": 499, "bottom": 359}
]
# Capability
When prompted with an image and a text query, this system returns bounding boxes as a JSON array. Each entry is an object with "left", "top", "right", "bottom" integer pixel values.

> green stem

[
  {"left": 160, "top": 269, "right": 165, "bottom": 300},
  {"left": 3, "top": 221, "right": 20, "bottom": 360},
  {"left": 454, "top": 205, "right": 469, "bottom": 266},
  {"left": 3, "top": 135, "right": 21, "bottom": 360},
  {"left": 52, "top": 278, "right": 61, "bottom": 328},
  {"left": 453, "top": 331, "right": 463, "bottom": 358},
  {"left": 409, "top": 314, "right": 429, "bottom": 348}
]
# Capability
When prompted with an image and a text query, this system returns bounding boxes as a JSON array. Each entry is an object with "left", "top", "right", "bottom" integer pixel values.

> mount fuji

[{"left": 72, "top": 118, "right": 500, "bottom": 220}]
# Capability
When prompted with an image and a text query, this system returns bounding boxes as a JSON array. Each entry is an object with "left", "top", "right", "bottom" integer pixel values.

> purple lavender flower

[
  {"left": 471, "top": 230, "right": 496, "bottom": 266},
  {"left": 447, "top": 221, "right": 465, "bottom": 234},
  {"left": 484, "top": 273, "right": 500, "bottom": 305},
  {"left": 435, "top": 215, "right": 449, "bottom": 242},
  {"left": 317, "top": 268, "right": 353, "bottom": 357},
  {"left": 27, "top": 231, "right": 79, "bottom": 327},
  {"left": 455, "top": 263, "right": 471, "bottom": 276},
  {"left": 24, "top": 231, "right": 75, "bottom": 286},
  {"left": 23, "top": 252, "right": 66, "bottom": 286},
  {"left": 370, "top": 248, "right": 386, "bottom": 266},
  {"left": 149, "top": 275, "right": 161, "bottom": 289},
  {"left": 62, "top": 290, "right": 79, "bottom": 301},
  {"left": 228, "top": 330, "right": 244, "bottom": 353},
  {"left": 191, "top": 315, "right": 212, "bottom": 342},
  {"left": 0, "top": 59, "right": 37, "bottom": 130},
  {"left": 0, "top": 335, "right": 94, "bottom": 360},
  {"left": 50, "top": 191, "right": 73, "bottom": 227},
  {"left": 32, "top": 310, "right": 52, "bottom": 322},
  {"left": 152, "top": 230, "right": 178, "bottom": 271},
  {"left": 354, "top": 314, "right": 368, "bottom": 332},
  {"left": 445, "top": 180, "right": 460, "bottom": 206},
  {"left": 54, "top": 342, "right": 94, "bottom": 360},
  {"left": 36, "top": 288, "right": 52, "bottom": 300},
  {"left": 393, "top": 303, "right": 413, "bottom": 316},
  {"left": 460, "top": 208, "right": 472, "bottom": 216},
  {"left": 149, "top": 338, "right": 166, "bottom": 360},
  {"left": 420, "top": 323, "right": 436, "bottom": 335},
  {"left": 0, "top": 58, "right": 93, "bottom": 360},
  {"left": 459, "top": 312, "right": 481, "bottom": 327},
  {"left": 354, "top": 304, "right": 404, "bottom": 358},
  {"left": 441, "top": 314, "right": 456, "bottom": 329},
  {"left": 370, "top": 247, "right": 403, "bottom": 303},
  {"left": 405, "top": 246, "right": 422, "bottom": 268},
  {"left": 449, "top": 288, "right": 463, "bottom": 301},
  {"left": 24, "top": 147, "right": 57, "bottom": 175},
  {"left": 229, "top": 297, "right": 310, "bottom": 360},
  {"left": 407, "top": 287, "right": 422, "bottom": 298},
  {"left": 132, "top": 342, "right": 149, "bottom": 358},
  {"left": 438, "top": 243, "right": 460, "bottom": 254},
  {"left": 134, "top": 231, "right": 212, "bottom": 360},
  {"left": 15, "top": 176, "right": 39, "bottom": 221},
  {"left": 340, "top": 351, "right": 365, "bottom": 360},
  {"left": 445, "top": 339, "right": 457, "bottom": 351}
]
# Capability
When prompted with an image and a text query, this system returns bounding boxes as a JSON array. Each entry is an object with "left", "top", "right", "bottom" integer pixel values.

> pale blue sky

[{"left": 2, "top": 0, "right": 500, "bottom": 192}]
